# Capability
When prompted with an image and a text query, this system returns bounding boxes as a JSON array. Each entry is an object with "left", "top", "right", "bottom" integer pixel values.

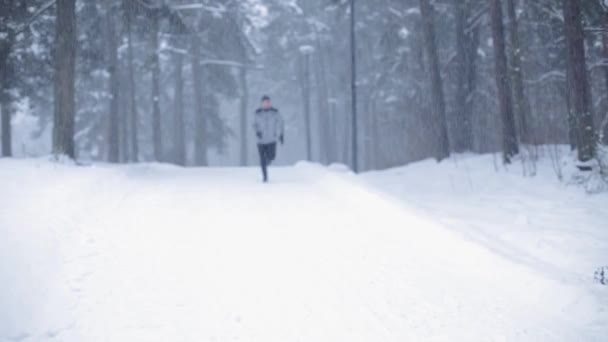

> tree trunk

[
  {"left": 350, "top": 0, "right": 358, "bottom": 172},
  {"left": 453, "top": 0, "right": 479, "bottom": 152},
  {"left": 464, "top": 24, "right": 480, "bottom": 148},
  {"left": 370, "top": 95, "right": 379, "bottom": 169},
  {"left": 300, "top": 52, "right": 312, "bottom": 161},
  {"left": 0, "top": 2, "right": 13, "bottom": 157},
  {"left": 151, "top": 12, "right": 162, "bottom": 162},
  {"left": 126, "top": 0, "right": 138, "bottom": 161},
  {"left": 0, "top": 49, "right": 11, "bottom": 157},
  {"left": 191, "top": 34, "right": 208, "bottom": 166},
  {"left": 419, "top": 0, "right": 450, "bottom": 161},
  {"left": 120, "top": 80, "right": 129, "bottom": 162},
  {"left": 490, "top": 0, "right": 519, "bottom": 163},
  {"left": 314, "top": 35, "right": 331, "bottom": 164},
  {"left": 1, "top": 96, "right": 10, "bottom": 157},
  {"left": 53, "top": 0, "right": 77, "bottom": 159},
  {"left": 454, "top": 0, "right": 470, "bottom": 152},
  {"left": 105, "top": 2, "right": 120, "bottom": 163},
  {"left": 563, "top": 0, "right": 595, "bottom": 162},
  {"left": 601, "top": 11, "right": 608, "bottom": 145},
  {"left": 239, "top": 67, "right": 248, "bottom": 166},
  {"left": 506, "top": 0, "right": 532, "bottom": 144},
  {"left": 364, "top": 93, "right": 375, "bottom": 170},
  {"left": 173, "top": 52, "right": 186, "bottom": 166}
]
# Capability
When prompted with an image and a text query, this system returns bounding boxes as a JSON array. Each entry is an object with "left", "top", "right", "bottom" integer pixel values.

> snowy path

[{"left": 0, "top": 160, "right": 605, "bottom": 341}]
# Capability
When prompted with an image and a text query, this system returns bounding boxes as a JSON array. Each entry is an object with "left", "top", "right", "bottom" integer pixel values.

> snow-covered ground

[{"left": 1, "top": 155, "right": 606, "bottom": 341}]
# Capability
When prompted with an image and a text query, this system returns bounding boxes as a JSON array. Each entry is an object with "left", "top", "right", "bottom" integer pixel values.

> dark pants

[{"left": 258, "top": 143, "right": 277, "bottom": 181}]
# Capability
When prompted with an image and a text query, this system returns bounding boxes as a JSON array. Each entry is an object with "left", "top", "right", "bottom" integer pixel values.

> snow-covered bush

[
  {"left": 562, "top": 145, "right": 608, "bottom": 194},
  {"left": 11, "top": 99, "right": 52, "bottom": 157}
]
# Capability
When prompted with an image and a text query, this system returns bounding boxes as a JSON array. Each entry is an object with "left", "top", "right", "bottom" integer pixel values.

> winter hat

[{"left": 261, "top": 95, "right": 271, "bottom": 101}]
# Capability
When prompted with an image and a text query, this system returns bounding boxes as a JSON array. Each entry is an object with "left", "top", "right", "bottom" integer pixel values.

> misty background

[{"left": 1, "top": 0, "right": 607, "bottom": 173}]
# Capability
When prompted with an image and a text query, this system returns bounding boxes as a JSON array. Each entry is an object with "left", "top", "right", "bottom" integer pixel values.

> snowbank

[
  {"left": 0, "top": 156, "right": 606, "bottom": 341},
  {"left": 362, "top": 150, "right": 608, "bottom": 331}
]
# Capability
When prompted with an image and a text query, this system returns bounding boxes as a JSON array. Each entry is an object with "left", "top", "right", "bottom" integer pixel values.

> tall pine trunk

[
  {"left": 0, "top": 53, "right": 10, "bottom": 157},
  {"left": 126, "top": 0, "right": 138, "bottom": 161},
  {"left": 370, "top": 95, "right": 379, "bottom": 169},
  {"left": 239, "top": 67, "right": 248, "bottom": 166},
  {"left": 601, "top": 11, "right": 608, "bottom": 145},
  {"left": 453, "top": 0, "right": 472, "bottom": 152},
  {"left": 173, "top": 52, "right": 186, "bottom": 166},
  {"left": 419, "top": 0, "right": 450, "bottom": 161},
  {"left": 53, "top": 0, "right": 77, "bottom": 159},
  {"left": 314, "top": 34, "right": 331, "bottom": 164},
  {"left": 0, "top": 95, "right": 10, "bottom": 157},
  {"left": 191, "top": 34, "right": 208, "bottom": 166},
  {"left": 490, "top": 0, "right": 519, "bottom": 163},
  {"left": 0, "top": 3, "right": 14, "bottom": 157},
  {"left": 151, "top": 11, "right": 162, "bottom": 162},
  {"left": 563, "top": 0, "right": 595, "bottom": 162},
  {"left": 105, "top": 2, "right": 120, "bottom": 163},
  {"left": 300, "top": 51, "right": 312, "bottom": 161},
  {"left": 506, "top": 0, "right": 532, "bottom": 144}
]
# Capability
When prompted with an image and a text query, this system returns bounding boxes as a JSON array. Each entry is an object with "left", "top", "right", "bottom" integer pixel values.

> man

[{"left": 254, "top": 95, "right": 284, "bottom": 183}]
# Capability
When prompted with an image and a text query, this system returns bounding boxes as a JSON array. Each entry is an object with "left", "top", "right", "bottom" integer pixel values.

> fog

[{"left": 1, "top": 0, "right": 607, "bottom": 171}]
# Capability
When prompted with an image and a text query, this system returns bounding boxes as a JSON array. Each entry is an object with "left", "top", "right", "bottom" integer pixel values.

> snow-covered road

[{"left": 0, "top": 159, "right": 605, "bottom": 341}]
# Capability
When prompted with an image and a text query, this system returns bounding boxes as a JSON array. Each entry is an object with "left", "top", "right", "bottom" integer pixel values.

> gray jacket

[{"left": 254, "top": 107, "right": 284, "bottom": 145}]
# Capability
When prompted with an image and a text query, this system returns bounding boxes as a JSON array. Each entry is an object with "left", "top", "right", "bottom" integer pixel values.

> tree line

[{"left": 0, "top": 0, "right": 607, "bottom": 172}]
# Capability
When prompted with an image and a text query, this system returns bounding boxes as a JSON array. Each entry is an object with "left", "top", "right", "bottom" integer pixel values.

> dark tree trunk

[
  {"left": 350, "top": 0, "right": 358, "bottom": 172},
  {"left": 239, "top": 67, "right": 248, "bottom": 166},
  {"left": 454, "top": 0, "right": 480, "bottom": 153},
  {"left": 1, "top": 95, "right": 10, "bottom": 157},
  {"left": 151, "top": 12, "right": 162, "bottom": 162},
  {"left": 364, "top": 93, "right": 375, "bottom": 170},
  {"left": 370, "top": 95, "right": 379, "bottom": 169},
  {"left": 314, "top": 34, "right": 332, "bottom": 164},
  {"left": 490, "top": 0, "right": 519, "bottom": 163},
  {"left": 105, "top": 2, "right": 120, "bottom": 163},
  {"left": 0, "top": 2, "right": 13, "bottom": 157},
  {"left": 464, "top": 25, "right": 480, "bottom": 148},
  {"left": 191, "top": 34, "right": 208, "bottom": 166},
  {"left": 563, "top": 0, "right": 595, "bottom": 162},
  {"left": 300, "top": 51, "right": 312, "bottom": 161},
  {"left": 173, "top": 52, "right": 186, "bottom": 166},
  {"left": 0, "top": 49, "right": 11, "bottom": 157},
  {"left": 53, "top": 0, "right": 77, "bottom": 159},
  {"left": 120, "top": 81, "right": 129, "bottom": 162},
  {"left": 419, "top": 0, "right": 450, "bottom": 161},
  {"left": 565, "top": 62, "right": 577, "bottom": 150},
  {"left": 506, "top": 0, "right": 532, "bottom": 144},
  {"left": 601, "top": 12, "right": 608, "bottom": 145},
  {"left": 126, "top": 0, "right": 138, "bottom": 161},
  {"left": 453, "top": 0, "right": 472, "bottom": 152}
]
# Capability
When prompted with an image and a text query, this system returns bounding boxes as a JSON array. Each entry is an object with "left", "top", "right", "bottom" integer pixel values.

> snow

[
  {"left": 1, "top": 155, "right": 607, "bottom": 341},
  {"left": 9, "top": 99, "right": 51, "bottom": 158},
  {"left": 362, "top": 151, "right": 608, "bottom": 285}
]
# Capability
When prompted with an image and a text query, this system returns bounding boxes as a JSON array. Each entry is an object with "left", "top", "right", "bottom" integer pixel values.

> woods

[{"left": 0, "top": 0, "right": 606, "bottom": 173}]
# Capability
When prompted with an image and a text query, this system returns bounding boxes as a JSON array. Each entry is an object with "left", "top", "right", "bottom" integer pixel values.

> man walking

[{"left": 254, "top": 95, "right": 284, "bottom": 183}]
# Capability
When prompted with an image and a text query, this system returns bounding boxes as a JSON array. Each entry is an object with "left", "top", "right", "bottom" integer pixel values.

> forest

[
  {"left": 3, "top": 1, "right": 608, "bottom": 339},
  {"left": 1, "top": 0, "right": 607, "bottom": 174}
]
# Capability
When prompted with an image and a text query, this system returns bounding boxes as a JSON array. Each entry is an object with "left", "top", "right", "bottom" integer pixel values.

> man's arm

[{"left": 253, "top": 110, "right": 262, "bottom": 139}]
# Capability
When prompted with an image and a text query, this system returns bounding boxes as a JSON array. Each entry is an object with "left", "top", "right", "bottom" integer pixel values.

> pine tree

[
  {"left": 563, "top": 0, "right": 595, "bottom": 163},
  {"left": 490, "top": 0, "right": 519, "bottom": 163},
  {"left": 419, "top": 0, "right": 450, "bottom": 161},
  {"left": 53, "top": 0, "right": 77, "bottom": 159}
]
